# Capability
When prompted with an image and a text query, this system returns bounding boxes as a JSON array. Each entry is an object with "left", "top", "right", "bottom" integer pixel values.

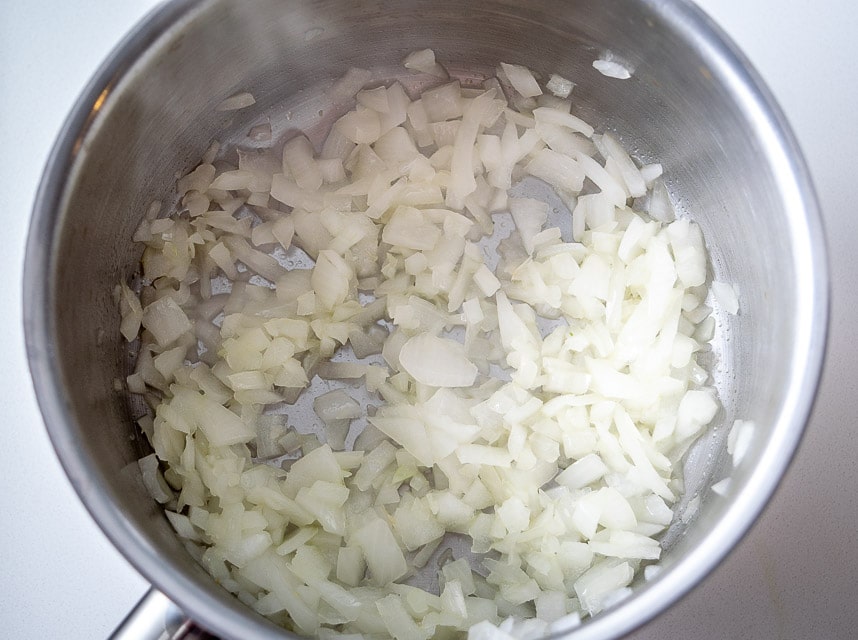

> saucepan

[{"left": 23, "top": 0, "right": 827, "bottom": 638}]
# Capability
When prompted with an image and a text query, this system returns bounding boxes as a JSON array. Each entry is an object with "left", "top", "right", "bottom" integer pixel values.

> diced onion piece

[
  {"left": 727, "top": 419, "right": 755, "bottom": 466},
  {"left": 455, "top": 444, "right": 512, "bottom": 467},
  {"left": 117, "top": 281, "right": 143, "bottom": 342},
  {"left": 165, "top": 511, "right": 201, "bottom": 541},
  {"left": 210, "top": 170, "right": 253, "bottom": 191},
  {"left": 334, "top": 108, "right": 382, "bottom": 144},
  {"left": 178, "top": 165, "right": 215, "bottom": 195},
  {"left": 711, "top": 280, "right": 739, "bottom": 315},
  {"left": 223, "top": 236, "right": 286, "bottom": 282},
  {"left": 509, "top": 197, "right": 550, "bottom": 255},
  {"left": 676, "top": 389, "right": 719, "bottom": 440},
  {"left": 216, "top": 91, "right": 256, "bottom": 111},
  {"left": 314, "top": 389, "right": 362, "bottom": 423},
  {"left": 533, "top": 107, "right": 595, "bottom": 138},
  {"left": 382, "top": 206, "right": 440, "bottom": 251},
  {"left": 473, "top": 264, "right": 501, "bottom": 297},
  {"left": 556, "top": 454, "right": 608, "bottom": 489},
  {"left": 377, "top": 593, "right": 428, "bottom": 640},
  {"left": 142, "top": 297, "right": 192, "bottom": 347},
  {"left": 336, "top": 546, "right": 365, "bottom": 587},
  {"left": 573, "top": 151, "right": 627, "bottom": 207},
  {"left": 640, "top": 163, "right": 663, "bottom": 186},
  {"left": 352, "top": 518, "right": 408, "bottom": 585},
  {"left": 168, "top": 385, "right": 256, "bottom": 446},
  {"left": 546, "top": 73, "right": 574, "bottom": 98},
  {"left": 282, "top": 135, "right": 323, "bottom": 191},
  {"left": 593, "top": 59, "right": 632, "bottom": 80},
  {"left": 403, "top": 48, "right": 449, "bottom": 79},
  {"left": 648, "top": 179, "right": 675, "bottom": 222},
  {"left": 447, "top": 89, "right": 498, "bottom": 208},
  {"left": 668, "top": 218, "right": 707, "bottom": 287},
  {"left": 421, "top": 81, "right": 464, "bottom": 123},
  {"left": 574, "top": 561, "right": 634, "bottom": 615},
  {"left": 138, "top": 453, "right": 172, "bottom": 503},
  {"left": 357, "top": 85, "right": 391, "bottom": 113},
  {"left": 270, "top": 174, "right": 324, "bottom": 210},
  {"left": 599, "top": 133, "right": 646, "bottom": 198},
  {"left": 311, "top": 250, "right": 353, "bottom": 310},
  {"left": 525, "top": 148, "right": 585, "bottom": 193},
  {"left": 468, "top": 621, "right": 517, "bottom": 640},
  {"left": 399, "top": 334, "right": 478, "bottom": 387},
  {"left": 500, "top": 63, "right": 543, "bottom": 98}
]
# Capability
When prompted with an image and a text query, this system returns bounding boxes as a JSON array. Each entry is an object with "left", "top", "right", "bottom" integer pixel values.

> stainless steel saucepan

[{"left": 23, "top": 1, "right": 827, "bottom": 638}]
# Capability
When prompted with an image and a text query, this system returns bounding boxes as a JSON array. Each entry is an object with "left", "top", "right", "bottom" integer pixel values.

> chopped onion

[
  {"left": 216, "top": 91, "right": 256, "bottom": 111},
  {"left": 399, "top": 334, "right": 478, "bottom": 388},
  {"left": 546, "top": 73, "right": 574, "bottom": 98},
  {"left": 314, "top": 389, "right": 361, "bottom": 423},
  {"left": 711, "top": 280, "right": 740, "bottom": 315},
  {"left": 403, "top": 48, "right": 448, "bottom": 79},
  {"left": 500, "top": 63, "right": 543, "bottom": 98},
  {"left": 727, "top": 419, "right": 755, "bottom": 466},
  {"left": 117, "top": 282, "right": 143, "bottom": 342},
  {"left": 138, "top": 453, "right": 173, "bottom": 504},
  {"left": 282, "top": 135, "right": 323, "bottom": 191},
  {"left": 120, "top": 49, "right": 729, "bottom": 640},
  {"left": 592, "top": 58, "right": 632, "bottom": 80},
  {"left": 141, "top": 297, "right": 192, "bottom": 347}
]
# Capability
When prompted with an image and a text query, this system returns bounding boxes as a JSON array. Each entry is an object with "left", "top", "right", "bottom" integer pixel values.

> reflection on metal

[
  {"left": 110, "top": 588, "right": 217, "bottom": 640},
  {"left": 93, "top": 88, "right": 110, "bottom": 113},
  {"left": 72, "top": 87, "right": 111, "bottom": 155}
]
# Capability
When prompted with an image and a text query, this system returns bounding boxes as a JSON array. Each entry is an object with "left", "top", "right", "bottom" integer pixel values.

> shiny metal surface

[
  {"left": 23, "top": 1, "right": 827, "bottom": 639},
  {"left": 111, "top": 588, "right": 215, "bottom": 640}
]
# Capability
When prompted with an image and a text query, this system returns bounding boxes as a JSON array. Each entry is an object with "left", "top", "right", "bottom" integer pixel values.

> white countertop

[{"left": 2, "top": 1, "right": 856, "bottom": 637}]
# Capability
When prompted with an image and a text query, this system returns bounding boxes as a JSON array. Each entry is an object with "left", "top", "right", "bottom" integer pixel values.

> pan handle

[{"left": 110, "top": 588, "right": 216, "bottom": 640}]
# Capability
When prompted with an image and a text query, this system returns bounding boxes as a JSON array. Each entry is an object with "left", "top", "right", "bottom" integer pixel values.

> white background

[{"left": 1, "top": 0, "right": 856, "bottom": 638}]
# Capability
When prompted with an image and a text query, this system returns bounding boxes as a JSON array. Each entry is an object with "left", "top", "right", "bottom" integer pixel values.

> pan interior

[{"left": 33, "top": 1, "right": 821, "bottom": 638}]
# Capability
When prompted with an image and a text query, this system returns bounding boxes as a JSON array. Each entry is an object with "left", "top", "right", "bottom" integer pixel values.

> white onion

[
  {"left": 398, "top": 334, "right": 478, "bottom": 388},
  {"left": 313, "top": 389, "right": 361, "bottom": 422},
  {"left": 216, "top": 91, "right": 256, "bottom": 111},
  {"left": 119, "top": 52, "right": 731, "bottom": 639},
  {"left": 421, "top": 81, "right": 465, "bottom": 122},
  {"left": 141, "top": 297, "right": 192, "bottom": 347},
  {"left": 334, "top": 107, "right": 382, "bottom": 144},
  {"left": 282, "top": 135, "right": 323, "bottom": 191},
  {"left": 500, "top": 62, "right": 543, "bottom": 98},
  {"left": 727, "top": 419, "right": 755, "bottom": 466},
  {"left": 509, "top": 197, "right": 549, "bottom": 255},
  {"left": 533, "top": 106, "right": 594, "bottom": 138},
  {"left": 403, "top": 48, "right": 449, "bottom": 79},
  {"left": 599, "top": 133, "right": 646, "bottom": 198},
  {"left": 711, "top": 280, "right": 740, "bottom": 315},
  {"left": 138, "top": 453, "right": 173, "bottom": 504},
  {"left": 592, "top": 58, "right": 632, "bottom": 80},
  {"left": 546, "top": 74, "right": 574, "bottom": 98},
  {"left": 525, "top": 148, "right": 585, "bottom": 193},
  {"left": 116, "top": 282, "right": 143, "bottom": 342}
]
